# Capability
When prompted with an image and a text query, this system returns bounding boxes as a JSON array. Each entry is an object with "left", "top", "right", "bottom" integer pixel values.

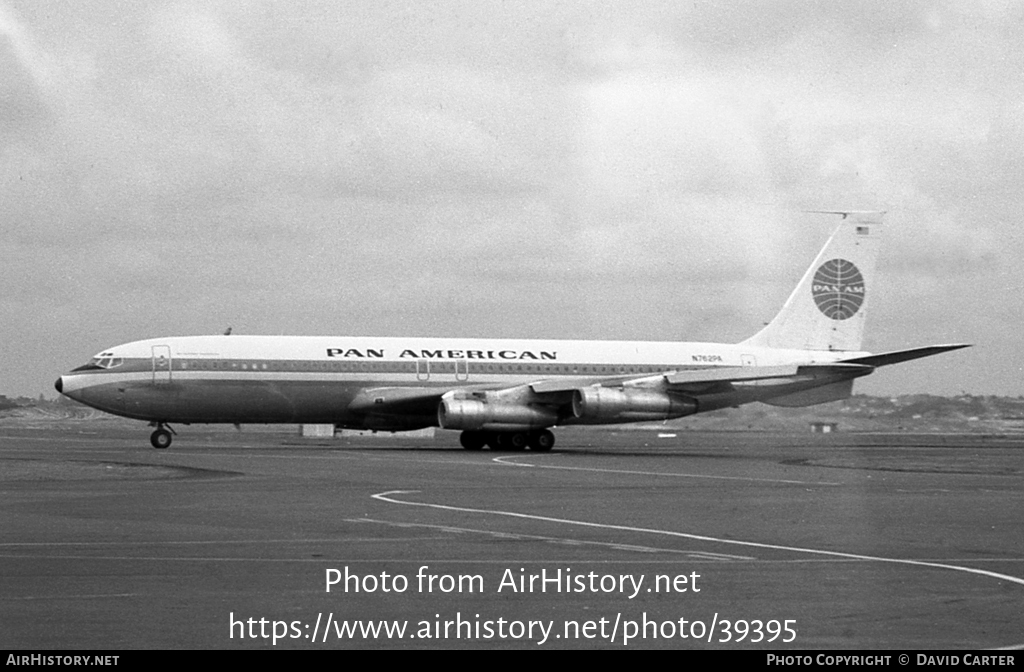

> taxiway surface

[{"left": 1, "top": 425, "right": 1021, "bottom": 649}]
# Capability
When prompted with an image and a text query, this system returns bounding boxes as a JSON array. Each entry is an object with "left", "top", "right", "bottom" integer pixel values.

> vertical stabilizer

[{"left": 741, "top": 212, "right": 883, "bottom": 352}]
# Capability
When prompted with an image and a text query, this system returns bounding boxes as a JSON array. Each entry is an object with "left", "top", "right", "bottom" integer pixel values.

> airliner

[{"left": 55, "top": 212, "right": 967, "bottom": 451}]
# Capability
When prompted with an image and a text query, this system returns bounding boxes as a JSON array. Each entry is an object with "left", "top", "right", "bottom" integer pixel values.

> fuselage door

[
  {"left": 416, "top": 359, "right": 430, "bottom": 382},
  {"left": 455, "top": 359, "right": 469, "bottom": 382},
  {"left": 152, "top": 345, "right": 172, "bottom": 385}
]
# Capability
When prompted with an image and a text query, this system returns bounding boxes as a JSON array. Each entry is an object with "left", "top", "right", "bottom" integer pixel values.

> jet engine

[
  {"left": 572, "top": 387, "right": 696, "bottom": 423},
  {"left": 438, "top": 398, "right": 558, "bottom": 431}
]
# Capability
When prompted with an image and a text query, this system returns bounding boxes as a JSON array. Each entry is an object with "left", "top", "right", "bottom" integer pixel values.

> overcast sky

[{"left": 2, "top": 1, "right": 1021, "bottom": 398}]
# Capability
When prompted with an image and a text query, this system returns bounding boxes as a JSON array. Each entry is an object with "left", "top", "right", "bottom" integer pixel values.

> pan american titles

[{"left": 326, "top": 348, "right": 558, "bottom": 360}]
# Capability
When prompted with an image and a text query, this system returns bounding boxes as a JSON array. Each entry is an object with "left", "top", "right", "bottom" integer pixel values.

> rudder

[{"left": 741, "top": 211, "right": 883, "bottom": 352}]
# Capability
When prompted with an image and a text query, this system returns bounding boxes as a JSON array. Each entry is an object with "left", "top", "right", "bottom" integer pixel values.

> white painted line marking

[
  {"left": 0, "top": 538, "right": 423, "bottom": 548},
  {"left": 372, "top": 490, "right": 1024, "bottom": 588},
  {"left": 1, "top": 593, "right": 139, "bottom": 601},
  {"left": 0, "top": 553, "right": 448, "bottom": 563},
  {"left": 349, "top": 517, "right": 750, "bottom": 560}
]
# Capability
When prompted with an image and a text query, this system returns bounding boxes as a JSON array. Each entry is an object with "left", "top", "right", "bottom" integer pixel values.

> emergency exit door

[{"left": 152, "top": 345, "right": 172, "bottom": 385}]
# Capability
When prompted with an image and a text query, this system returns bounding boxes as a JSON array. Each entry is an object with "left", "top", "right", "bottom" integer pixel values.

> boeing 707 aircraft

[{"left": 55, "top": 212, "right": 967, "bottom": 450}]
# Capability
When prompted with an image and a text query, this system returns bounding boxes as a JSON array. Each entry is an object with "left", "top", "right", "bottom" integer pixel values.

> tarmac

[{"left": 1, "top": 424, "right": 1022, "bottom": 649}]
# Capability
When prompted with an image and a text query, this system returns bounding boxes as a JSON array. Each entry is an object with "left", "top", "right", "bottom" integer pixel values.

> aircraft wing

[
  {"left": 529, "top": 363, "right": 873, "bottom": 395},
  {"left": 349, "top": 362, "right": 880, "bottom": 427},
  {"left": 492, "top": 345, "right": 968, "bottom": 403},
  {"left": 529, "top": 367, "right": 802, "bottom": 393},
  {"left": 663, "top": 365, "right": 800, "bottom": 385},
  {"left": 529, "top": 375, "right": 637, "bottom": 394}
]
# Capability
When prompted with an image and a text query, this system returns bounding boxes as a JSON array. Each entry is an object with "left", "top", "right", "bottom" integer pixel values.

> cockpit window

[{"left": 89, "top": 356, "right": 124, "bottom": 369}]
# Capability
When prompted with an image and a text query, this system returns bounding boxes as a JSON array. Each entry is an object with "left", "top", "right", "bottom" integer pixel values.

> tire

[
  {"left": 529, "top": 429, "right": 555, "bottom": 452},
  {"left": 150, "top": 429, "right": 172, "bottom": 449},
  {"left": 508, "top": 432, "right": 528, "bottom": 451},
  {"left": 460, "top": 431, "right": 486, "bottom": 451}
]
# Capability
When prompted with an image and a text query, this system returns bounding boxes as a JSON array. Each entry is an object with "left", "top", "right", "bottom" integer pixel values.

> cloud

[{"left": 2, "top": 0, "right": 1022, "bottom": 396}]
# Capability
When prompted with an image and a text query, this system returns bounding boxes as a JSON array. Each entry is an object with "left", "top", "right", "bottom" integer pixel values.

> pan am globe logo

[{"left": 812, "top": 259, "right": 865, "bottom": 320}]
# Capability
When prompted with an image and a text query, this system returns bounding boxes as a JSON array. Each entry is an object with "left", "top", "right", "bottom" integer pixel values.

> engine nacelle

[
  {"left": 438, "top": 398, "right": 558, "bottom": 431},
  {"left": 572, "top": 387, "right": 696, "bottom": 423}
]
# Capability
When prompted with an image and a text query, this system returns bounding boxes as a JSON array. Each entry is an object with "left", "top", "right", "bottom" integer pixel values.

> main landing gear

[
  {"left": 459, "top": 429, "right": 555, "bottom": 452},
  {"left": 150, "top": 423, "right": 175, "bottom": 449}
]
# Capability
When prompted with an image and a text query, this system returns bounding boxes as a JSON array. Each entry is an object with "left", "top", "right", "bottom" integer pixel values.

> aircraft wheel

[
  {"left": 460, "top": 431, "right": 486, "bottom": 451},
  {"left": 150, "top": 429, "right": 172, "bottom": 450},
  {"left": 529, "top": 429, "right": 555, "bottom": 452},
  {"left": 485, "top": 433, "right": 504, "bottom": 450},
  {"left": 508, "top": 432, "right": 529, "bottom": 451}
]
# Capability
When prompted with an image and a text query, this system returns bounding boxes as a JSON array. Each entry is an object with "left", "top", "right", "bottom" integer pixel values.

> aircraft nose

[{"left": 54, "top": 377, "right": 63, "bottom": 394}]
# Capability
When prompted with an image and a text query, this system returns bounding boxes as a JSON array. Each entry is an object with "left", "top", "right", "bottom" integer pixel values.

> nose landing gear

[{"left": 150, "top": 423, "right": 175, "bottom": 449}]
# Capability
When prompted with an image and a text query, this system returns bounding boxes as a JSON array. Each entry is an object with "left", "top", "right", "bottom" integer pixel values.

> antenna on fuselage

[{"left": 223, "top": 327, "right": 232, "bottom": 335}]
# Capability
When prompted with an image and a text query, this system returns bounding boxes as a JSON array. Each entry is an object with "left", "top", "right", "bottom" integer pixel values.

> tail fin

[{"left": 741, "top": 211, "right": 883, "bottom": 352}]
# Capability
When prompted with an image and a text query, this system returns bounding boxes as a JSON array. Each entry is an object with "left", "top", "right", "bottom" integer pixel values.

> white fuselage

[{"left": 56, "top": 334, "right": 864, "bottom": 429}]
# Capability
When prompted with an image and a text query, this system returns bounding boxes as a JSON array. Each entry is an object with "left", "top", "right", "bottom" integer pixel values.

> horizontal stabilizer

[{"left": 839, "top": 344, "right": 970, "bottom": 368}]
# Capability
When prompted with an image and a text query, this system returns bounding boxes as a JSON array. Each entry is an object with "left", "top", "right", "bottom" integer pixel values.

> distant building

[
  {"left": 299, "top": 425, "right": 437, "bottom": 439},
  {"left": 339, "top": 428, "right": 436, "bottom": 439},
  {"left": 300, "top": 424, "right": 335, "bottom": 438},
  {"left": 810, "top": 422, "right": 839, "bottom": 434}
]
